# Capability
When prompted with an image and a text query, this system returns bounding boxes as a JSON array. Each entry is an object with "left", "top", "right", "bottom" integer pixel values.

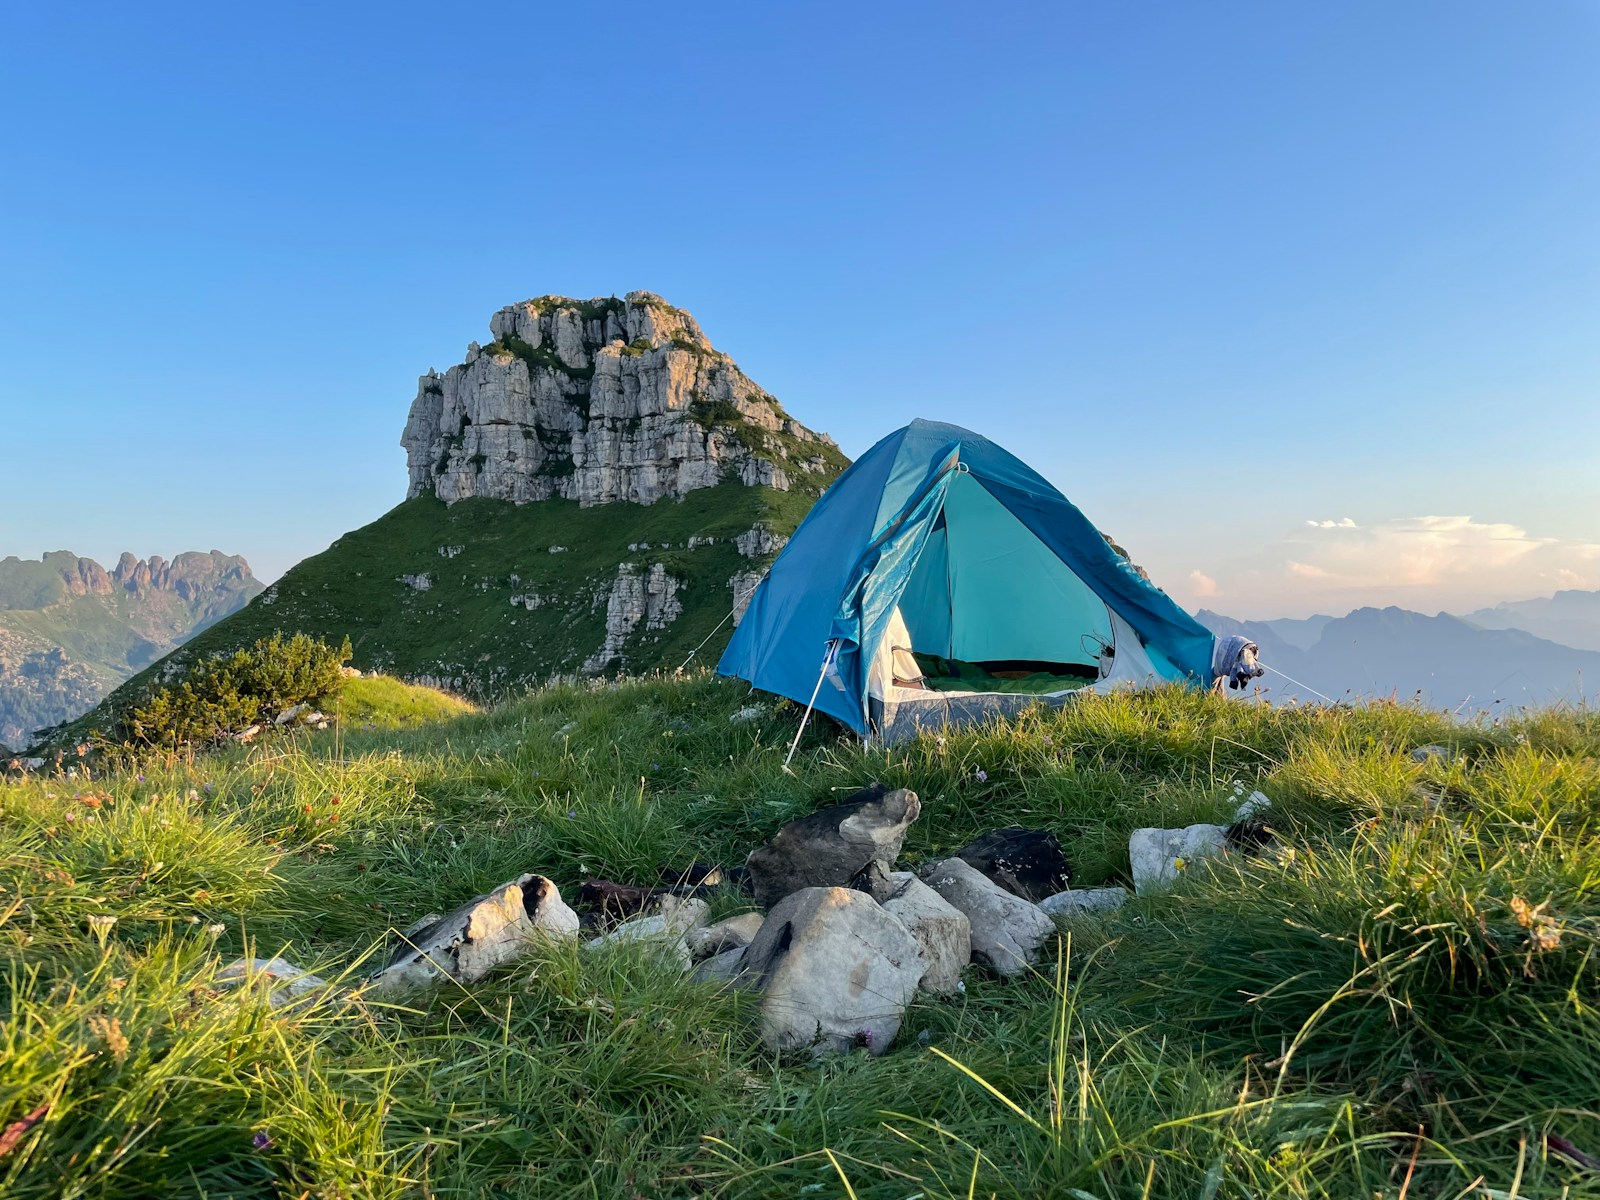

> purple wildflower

[
  {"left": 203, "top": 783, "right": 214, "bottom": 795},
  {"left": 974, "top": 769, "right": 988, "bottom": 783},
  {"left": 567, "top": 810, "right": 576, "bottom": 819},
  {"left": 651, "top": 763, "right": 660, "bottom": 771},
  {"left": 252, "top": 1131, "right": 273, "bottom": 1150},
  {"left": 854, "top": 1027, "right": 875, "bottom": 1049}
]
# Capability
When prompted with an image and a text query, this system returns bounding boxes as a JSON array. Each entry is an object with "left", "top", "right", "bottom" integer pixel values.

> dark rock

[
  {"left": 847, "top": 859, "right": 894, "bottom": 903},
  {"left": 656, "top": 862, "right": 724, "bottom": 888},
  {"left": 744, "top": 784, "right": 921, "bottom": 909},
  {"left": 953, "top": 826, "right": 1070, "bottom": 902}
]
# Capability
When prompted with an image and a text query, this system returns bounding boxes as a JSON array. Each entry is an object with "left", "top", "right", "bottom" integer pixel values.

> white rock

[
  {"left": 881, "top": 872, "right": 971, "bottom": 995},
  {"left": 275, "top": 703, "right": 307, "bottom": 726},
  {"left": 216, "top": 956, "right": 331, "bottom": 1009},
  {"left": 1038, "top": 887, "right": 1130, "bottom": 919},
  {"left": 1233, "top": 789, "right": 1272, "bottom": 821},
  {"left": 924, "top": 858, "right": 1054, "bottom": 977},
  {"left": 367, "top": 874, "right": 579, "bottom": 995},
  {"left": 1128, "top": 824, "right": 1229, "bottom": 894},
  {"left": 585, "top": 896, "right": 710, "bottom": 971},
  {"left": 683, "top": 911, "right": 764, "bottom": 960},
  {"left": 730, "top": 705, "right": 766, "bottom": 724},
  {"left": 738, "top": 887, "right": 924, "bottom": 1057},
  {"left": 582, "top": 563, "right": 683, "bottom": 673}
]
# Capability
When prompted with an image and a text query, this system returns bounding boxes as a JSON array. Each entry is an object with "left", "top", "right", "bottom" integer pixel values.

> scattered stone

[
  {"left": 367, "top": 874, "right": 579, "bottom": 995},
  {"left": 586, "top": 895, "right": 709, "bottom": 948},
  {"left": 729, "top": 705, "right": 766, "bottom": 724},
  {"left": 1037, "top": 887, "right": 1130, "bottom": 920},
  {"left": 953, "top": 826, "right": 1071, "bottom": 902},
  {"left": 1232, "top": 789, "right": 1272, "bottom": 820},
  {"left": 234, "top": 724, "right": 262, "bottom": 744},
  {"left": 684, "top": 912, "right": 765, "bottom": 960},
  {"left": 1411, "top": 744, "right": 1451, "bottom": 764},
  {"left": 881, "top": 872, "right": 971, "bottom": 995},
  {"left": 737, "top": 887, "right": 925, "bottom": 1057},
  {"left": 1127, "top": 824, "right": 1229, "bottom": 895},
  {"left": 745, "top": 784, "right": 922, "bottom": 909},
  {"left": 691, "top": 945, "right": 748, "bottom": 984},
  {"left": 274, "top": 703, "right": 308, "bottom": 727},
  {"left": 340, "top": 665, "right": 364, "bottom": 677},
  {"left": 847, "top": 859, "right": 895, "bottom": 902},
  {"left": 216, "top": 957, "right": 331, "bottom": 1009},
  {"left": 924, "top": 858, "right": 1054, "bottom": 977}
]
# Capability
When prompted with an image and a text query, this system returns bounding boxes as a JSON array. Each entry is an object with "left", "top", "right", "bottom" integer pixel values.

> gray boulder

[
  {"left": 738, "top": 886, "right": 925, "bottom": 1057},
  {"left": 1127, "top": 824, "right": 1229, "bottom": 894},
  {"left": 1038, "top": 887, "right": 1130, "bottom": 919},
  {"left": 691, "top": 946, "right": 749, "bottom": 984},
  {"left": 924, "top": 858, "right": 1054, "bottom": 977},
  {"left": 881, "top": 872, "right": 971, "bottom": 994},
  {"left": 745, "top": 784, "right": 921, "bottom": 908},
  {"left": 585, "top": 895, "right": 710, "bottom": 971},
  {"left": 684, "top": 911, "right": 764, "bottom": 961},
  {"left": 367, "top": 873, "right": 579, "bottom": 995}
]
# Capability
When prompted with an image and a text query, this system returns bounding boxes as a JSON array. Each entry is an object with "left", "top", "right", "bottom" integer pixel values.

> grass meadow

[{"left": 2, "top": 674, "right": 1597, "bottom": 1198}]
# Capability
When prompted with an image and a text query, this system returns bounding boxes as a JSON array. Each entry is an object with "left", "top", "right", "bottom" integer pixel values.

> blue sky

[{"left": 1, "top": 1, "right": 1596, "bottom": 617}]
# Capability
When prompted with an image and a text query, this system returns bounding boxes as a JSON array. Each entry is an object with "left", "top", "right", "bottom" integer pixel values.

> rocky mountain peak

[{"left": 402, "top": 291, "right": 844, "bottom": 508}]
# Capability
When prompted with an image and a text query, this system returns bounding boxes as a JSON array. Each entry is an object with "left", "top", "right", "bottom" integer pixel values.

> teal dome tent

[{"left": 718, "top": 419, "right": 1218, "bottom": 744}]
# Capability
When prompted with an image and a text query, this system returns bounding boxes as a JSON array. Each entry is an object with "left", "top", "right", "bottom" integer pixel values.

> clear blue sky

[{"left": 2, "top": 1, "right": 1596, "bottom": 617}]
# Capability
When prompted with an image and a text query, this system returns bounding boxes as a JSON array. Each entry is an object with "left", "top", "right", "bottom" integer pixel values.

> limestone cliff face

[{"left": 401, "top": 292, "right": 838, "bottom": 508}]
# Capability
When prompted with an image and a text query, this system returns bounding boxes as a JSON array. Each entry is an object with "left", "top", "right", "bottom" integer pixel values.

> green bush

[{"left": 111, "top": 633, "right": 352, "bottom": 753}]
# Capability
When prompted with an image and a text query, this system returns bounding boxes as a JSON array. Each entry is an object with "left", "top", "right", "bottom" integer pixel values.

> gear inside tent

[{"left": 717, "top": 419, "right": 1221, "bottom": 744}]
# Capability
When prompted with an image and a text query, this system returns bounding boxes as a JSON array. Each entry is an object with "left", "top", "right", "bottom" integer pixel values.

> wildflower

[
  {"left": 567, "top": 810, "right": 576, "bottom": 818},
  {"left": 854, "top": 1027, "right": 875, "bottom": 1050},
  {"left": 207, "top": 923, "right": 226, "bottom": 938},
  {"left": 86, "top": 914, "right": 117, "bottom": 947},
  {"left": 186, "top": 789, "right": 199, "bottom": 802},
  {"left": 974, "top": 769, "right": 988, "bottom": 783},
  {"left": 137, "top": 774, "right": 146, "bottom": 783},
  {"left": 203, "top": 783, "right": 214, "bottom": 795},
  {"left": 651, "top": 763, "right": 660, "bottom": 772},
  {"left": 65, "top": 812, "right": 77, "bottom": 823},
  {"left": 1041, "top": 736, "right": 1053, "bottom": 746},
  {"left": 252, "top": 1132, "right": 273, "bottom": 1151}
]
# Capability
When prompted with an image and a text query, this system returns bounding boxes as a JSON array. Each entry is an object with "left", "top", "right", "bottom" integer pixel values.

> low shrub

[{"left": 109, "top": 633, "right": 351, "bottom": 754}]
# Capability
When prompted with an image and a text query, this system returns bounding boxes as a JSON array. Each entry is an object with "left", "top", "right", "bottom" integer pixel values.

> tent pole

[{"left": 783, "top": 641, "right": 837, "bottom": 773}]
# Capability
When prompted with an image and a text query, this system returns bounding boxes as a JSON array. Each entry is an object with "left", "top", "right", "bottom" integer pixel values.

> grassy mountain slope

[
  {"left": 2, "top": 676, "right": 1596, "bottom": 1197},
  {"left": 73, "top": 479, "right": 822, "bottom": 741}
]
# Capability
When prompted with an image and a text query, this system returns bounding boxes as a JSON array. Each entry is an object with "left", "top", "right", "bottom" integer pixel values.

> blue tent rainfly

[{"left": 718, "top": 419, "right": 1218, "bottom": 744}]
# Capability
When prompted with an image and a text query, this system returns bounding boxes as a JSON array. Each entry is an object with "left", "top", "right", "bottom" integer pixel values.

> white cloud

[
  {"left": 1205, "top": 515, "right": 1600, "bottom": 616},
  {"left": 1187, "top": 569, "right": 1218, "bottom": 597}
]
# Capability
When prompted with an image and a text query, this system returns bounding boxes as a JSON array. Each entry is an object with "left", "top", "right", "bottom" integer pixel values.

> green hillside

[
  {"left": 2, "top": 677, "right": 1596, "bottom": 1197},
  {"left": 71, "top": 479, "right": 824, "bottom": 741}
]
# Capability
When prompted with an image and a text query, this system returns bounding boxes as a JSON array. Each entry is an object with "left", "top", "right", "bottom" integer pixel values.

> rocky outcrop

[
  {"left": 583, "top": 563, "right": 685, "bottom": 672},
  {"left": 401, "top": 292, "right": 839, "bottom": 509}
]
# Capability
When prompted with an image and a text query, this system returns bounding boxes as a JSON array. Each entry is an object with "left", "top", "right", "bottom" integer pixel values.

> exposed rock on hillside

[{"left": 402, "top": 292, "right": 838, "bottom": 508}]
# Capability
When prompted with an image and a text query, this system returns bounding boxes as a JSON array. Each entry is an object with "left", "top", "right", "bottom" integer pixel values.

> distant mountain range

[
  {"left": 1198, "top": 593, "right": 1600, "bottom": 712},
  {"left": 0, "top": 551, "right": 262, "bottom": 747}
]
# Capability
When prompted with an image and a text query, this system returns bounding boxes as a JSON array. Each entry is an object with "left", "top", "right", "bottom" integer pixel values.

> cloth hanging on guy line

[{"left": 1211, "top": 634, "right": 1265, "bottom": 690}]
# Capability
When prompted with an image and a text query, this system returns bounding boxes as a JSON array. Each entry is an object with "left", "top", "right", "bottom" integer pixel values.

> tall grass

[{"left": 3, "top": 674, "right": 1597, "bottom": 1196}]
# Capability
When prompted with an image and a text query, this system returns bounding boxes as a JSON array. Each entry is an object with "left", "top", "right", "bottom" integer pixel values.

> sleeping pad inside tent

[{"left": 717, "top": 419, "right": 1218, "bottom": 743}]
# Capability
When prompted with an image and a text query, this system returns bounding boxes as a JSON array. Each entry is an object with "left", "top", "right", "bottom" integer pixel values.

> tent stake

[{"left": 783, "top": 642, "right": 837, "bottom": 773}]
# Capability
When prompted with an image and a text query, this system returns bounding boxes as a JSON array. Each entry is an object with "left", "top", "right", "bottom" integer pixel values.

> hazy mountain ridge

[
  {"left": 1198, "top": 601, "right": 1600, "bottom": 711},
  {"left": 0, "top": 551, "right": 262, "bottom": 745}
]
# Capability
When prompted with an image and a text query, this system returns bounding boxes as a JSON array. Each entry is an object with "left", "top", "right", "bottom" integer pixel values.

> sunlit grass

[{"left": 3, "top": 674, "right": 1597, "bottom": 1196}]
